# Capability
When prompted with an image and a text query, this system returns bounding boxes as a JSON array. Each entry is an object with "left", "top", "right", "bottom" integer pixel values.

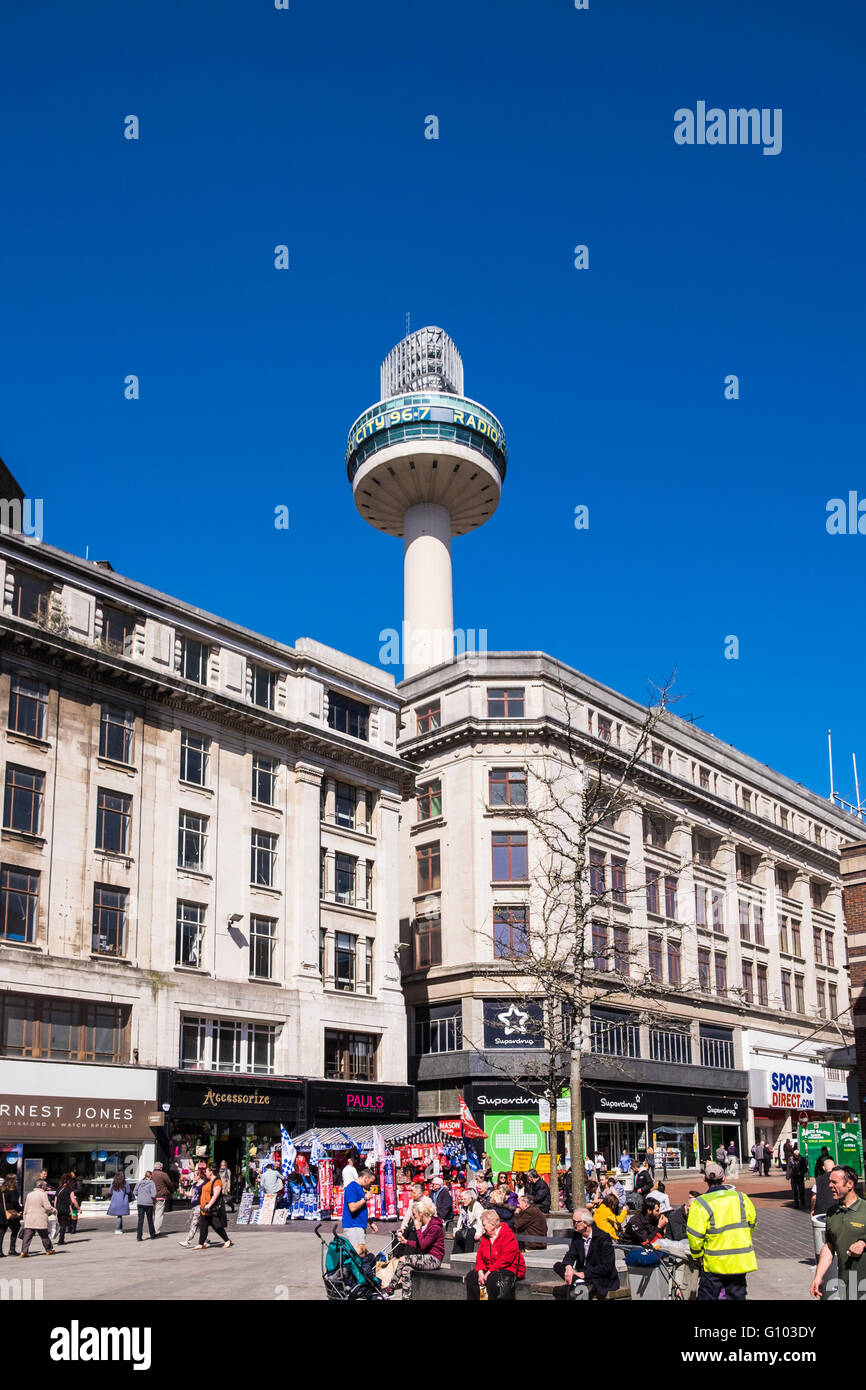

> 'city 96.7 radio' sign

[
  {"left": 346, "top": 398, "right": 507, "bottom": 467},
  {"left": 749, "top": 1068, "right": 826, "bottom": 1112}
]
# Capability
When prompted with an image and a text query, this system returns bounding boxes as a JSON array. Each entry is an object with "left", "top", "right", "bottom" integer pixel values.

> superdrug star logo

[{"left": 496, "top": 1004, "right": 530, "bottom": 1036}]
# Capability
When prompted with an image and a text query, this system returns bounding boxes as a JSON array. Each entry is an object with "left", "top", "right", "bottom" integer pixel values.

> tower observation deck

[{"left": 347, "top": 326, "right": 507, "bottom": 678}]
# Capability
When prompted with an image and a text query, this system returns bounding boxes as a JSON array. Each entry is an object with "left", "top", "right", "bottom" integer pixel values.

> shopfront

[
  {"left": 0, "top": 1060, "right": 158, "bottom": 1199},
  {"left": 160, "top": 1071, "right": 305, "bottom": 1183},
  {"left": 585, "top": 1084, "right": 746, "bottom": 1172},
  {"left": 305, "top": 1079, "right": 415, "bottom": 1128},
  {"left": 463, "top": 1080, "right": 554, "bottom": 1176}
]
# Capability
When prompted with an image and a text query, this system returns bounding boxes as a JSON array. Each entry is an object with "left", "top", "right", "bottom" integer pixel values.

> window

[
  {"left": 179, "top": 636, "right": 209, "bottom": 685},
  {"left": 613, "top": 925, "right": 629, "bottom": 974},
  {"left": 488, "top": 768, "right": 527, "bottom": 806},
  {"left": 739, "top": 900, "right": 750, "bottom": 942},
  {"left": 791, "top": 921, "right": 802, "bottom": 956},
  {"left": 92, "top": 884, "right": 128, "bottom": 957},
  {"left": 664, "top": 875, "right": 678, "bottom": 920},
  {"left": 178, "top": 811, "right": 208, "bottom": 871},
  {"left": 780, "top": 808, "right": 788, "bottom": 829},
  {"left": 651, "top": 742, "right": 664, "bottom": 767},
  {"left": 715, "top": 954, "right": 728, "bottom": 996},
  {"left": 0, "top": 865, "right": 39, "bottom": 943},
  {"left": 250, "top": 664, "right": 277, "bottom": 710},
  {"left": 333, "top": 781, "right": 356, "bottom": 828},
  {"left": 416, "top": 701, "right": 440, "bottom": 734},
  {"left": 695, "top": 885, "right": 707, "bottom": 927},
  {"left": 487, "top": 688, "right": 525, "bottom": 718},
  {"left": 741, "top": 789, "right": 752, "bottom": 812},
  {"left": 699, "top": 766, "right": 710, "bottom": 790},
  {"left": 645, "top": 869, "right": 660, "bottom": 915},
  {"left": 414, "top": 914, "right": 442, "bottom": 969},
  {"left": 364, "top": 938, "right": 373, "bottom": 994},
  {"left": 776, "top": 867, "right": 791, "bottom": 895},
  {"left": 8, "top": 677, "right": 48, "bottom": 739},
  {"left": 700, "top": 1025, "right": 734, "bottom": 1069},
  {"left": 753, "top": 902, "right": 764, "bottom": 947},
  {"left": 779, "top": 916, "right": 789, "bottom": 953},
  {"left": 813, "top": 929, "right": 823, "bottom": 965},
  {"left": 251, "top": 830, "right": 278, "bottom": 887},
  {"left": 319, "top": 929, "right": 326, "bottom": 977},
  {"left": 828, "top": 982, "right": 838, "bottom": 1017},
  {"left": 590, "top": 849, "right": 606, "bottom": 900},
  {"left": 252, "top": 754, "right": 277, "bottom": 806},
  {"left": 648, "top": 935, "right": 663, "bottom": 982},
  {"left": 742, "top": 960, "right": 754, "bottom": 1003},
  {"left": 650, "top": 1026, "right": 691, "bottom": 1064},
  {"left": 592, "top": 920, "right": 608, "bottom": 971},
  {"left": 826, "top": 933, "right": 835, "bottom": 967},
  {"left": 99, "top": 706, "right": 134, "bottom": 764},
  {"left": 364, "top": 860, "right": 374, "bottom": 911},
  {"left": 644, "top": 815, "right": 667, "bottom": 848},
  {"left": 327, "top": 692, "right": 369, "bottom": 740},
  {"left": 335, "top": 852, "right": 356, "bottom": 905},
  {"left": 794, "top": 975, "right": 805, "bottom": 1013},
  {"left": 414, "top": 1003, "right": 462, "bottom": 1055},
  {"left": 693, "top": 833, "right": 714, "bottom": 865},
  {"left": 596, "top": 715, "right": 612, "bottom": 743},
  {"left": 492, "top": 832, "right": 527, "bottom": 882},
  {"left": 176, "top": 901, "right": 205, "bottom": 968},
  {"left": 667, "top": 938, "right": 681, "bottom": 985},
  {"left": 757, "top": 964, "right": 768, "bottom": 1006},
  {"left": 0, "top": 993, "right": 129, "bottom": 1062},
  {"left": 590, "top": 1007, "right": 640, "bottom": 1058},
  {"left": 3, "top": 766, "right": 44, "bottom": 835},
  {"left": 416, "top": 779, "right": 442, "bottom": 822},
  {"left": 325, "top": 1029, "right": 377, "bottom": 1082},
  {"left": 697, "top": 947, "right": 711, "bottom": 991},
  {"left": 101, "top": 606, "right": 136, "bottom": 655},
  {"left": 780, "top": 970, "right": 792, "bottom": 1011},
  {"left": 416, "top": 842, "right": 441, "bottom": 894},
  {"left": 250, "top": 915, "right": 276, "bottom": 980},
  {"left": 334, "top": 932, "right": 356, "bottom": 990},
  {"left": 180, "top": 731, "right": 210, "bottom": 786},
  {"left": 491, "top": 904, "right": 528, "bottom": 960},
  {"left": 96, "top": 788, "right": 131, "bottom": 854},
  {"left": 811, "top": 881, "right": 827, "bottom": 910},
  {"left": 11, "top": 571, "right": 50, "bottom": 622},
  {"left": 736, "top": 851, "right": 753, "bottom": 883},
  {"left": 816, "top": 980, "right": 827, "bottom": 1018},
  {"left": 611, "top": 857, "right": 626, "bottom": 905},
  {"left": 180, "top": 1016, "right": 277, "bottom": 1074},
  {"left": 711, "top": 892, "right": 724, "bottom": 931}
]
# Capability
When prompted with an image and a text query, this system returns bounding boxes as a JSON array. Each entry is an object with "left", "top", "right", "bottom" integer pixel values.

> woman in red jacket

[
  {"left": 394, "top": 1197, "right": 445, "bottom": 1300},
  {"left": 466, "top": 1209, "right": 526, "bottom": 1300}
]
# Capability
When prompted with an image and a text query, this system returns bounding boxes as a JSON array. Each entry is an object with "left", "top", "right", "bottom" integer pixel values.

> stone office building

[
  {"left": 397, "top": 651, "right": 866, "bottom": 1174},
  {"left": 0, "top": 532, "right": 413, "bottom": 1187}
]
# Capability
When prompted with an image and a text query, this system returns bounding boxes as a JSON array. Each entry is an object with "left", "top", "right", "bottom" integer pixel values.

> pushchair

[{"left": 315, "top": 1223, "right": 393, "bottom": 1301}]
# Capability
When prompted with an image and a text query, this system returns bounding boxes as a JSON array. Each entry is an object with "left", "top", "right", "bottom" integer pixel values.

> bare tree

[{"left": 465, "top": 673, "right": 705, "bottom": 1211}]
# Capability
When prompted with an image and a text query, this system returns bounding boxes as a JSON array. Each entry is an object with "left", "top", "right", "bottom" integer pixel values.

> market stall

[{"left": 289, "top": 1120, "right": 470, "bottom": 1222}]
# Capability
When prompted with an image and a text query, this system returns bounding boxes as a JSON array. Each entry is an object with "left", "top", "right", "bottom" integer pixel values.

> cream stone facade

[
  {"left": 0, "top": 534, "right": 412, "bottom": 1128},
  {"left": 397, "top": 652, "right": 866, "bottom": 1167}
]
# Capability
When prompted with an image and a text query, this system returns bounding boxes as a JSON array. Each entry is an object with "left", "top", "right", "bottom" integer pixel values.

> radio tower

[{"left": 346, "top": 326, "right": 507, "bottom": 678}]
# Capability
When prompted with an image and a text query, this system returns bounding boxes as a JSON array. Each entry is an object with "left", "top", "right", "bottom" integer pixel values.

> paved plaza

[{"left": 3, "top": 1172, "right": 822, "bottom": 1303}]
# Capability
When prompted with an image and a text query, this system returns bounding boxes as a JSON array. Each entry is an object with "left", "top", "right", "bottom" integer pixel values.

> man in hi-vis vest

[{"left": 687, "top": 1162, "right": 758, "bottom": 1300}]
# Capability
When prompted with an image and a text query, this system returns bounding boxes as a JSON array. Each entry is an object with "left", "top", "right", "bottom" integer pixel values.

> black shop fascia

[{"left": 306, "top": 1079, "right": 415, "bottom": 1127}]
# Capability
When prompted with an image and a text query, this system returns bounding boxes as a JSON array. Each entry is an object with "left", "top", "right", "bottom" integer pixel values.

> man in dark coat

[
  {"left": 513, "top": 1195, "right": 548, "bottom": 1250},
  {"left": 431, "top": 1177, "right": 453, "bottom": 1224},
  {"left": 787, "top": 1148, "right": 808, "bottom": 1210},
  {"left": 553, "top": 1208, "right": 619, "bottom": 1299},
  {"left": 525, "top": 1169, "right": 551, "bottom": 1213}
]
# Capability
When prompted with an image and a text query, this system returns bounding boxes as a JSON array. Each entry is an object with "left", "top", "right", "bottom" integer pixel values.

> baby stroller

[{"left": 316, "top": 1224, "right": 391, "bottom": 1301}]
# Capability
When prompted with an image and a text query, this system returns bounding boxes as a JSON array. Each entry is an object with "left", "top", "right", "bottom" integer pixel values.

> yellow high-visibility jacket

[{"left": 687, "top": 1185, "right": 758, "bottom": 1275}]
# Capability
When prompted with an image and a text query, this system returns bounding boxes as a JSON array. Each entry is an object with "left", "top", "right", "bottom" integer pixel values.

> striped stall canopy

[{"left": 289, "top": 1120, "right": 455, "bottom": 1152}]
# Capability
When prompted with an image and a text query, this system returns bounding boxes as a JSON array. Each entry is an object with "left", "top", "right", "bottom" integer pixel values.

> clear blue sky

[{"left": 0, "top": 0, "right": 863, "bottom": 804}]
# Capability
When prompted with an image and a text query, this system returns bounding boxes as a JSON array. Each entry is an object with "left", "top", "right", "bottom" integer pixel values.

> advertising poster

[{"left": 236, "top": 1192, "right": 255, "bottom": 1225}]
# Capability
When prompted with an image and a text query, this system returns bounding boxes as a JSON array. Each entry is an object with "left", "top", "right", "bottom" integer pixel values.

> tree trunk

[
  {"left": 547, "top": 1099, "right": 561, "bottom": 1213},
  {"left": 570, "top": 1044, "right": 586, "bottom": 1210}
]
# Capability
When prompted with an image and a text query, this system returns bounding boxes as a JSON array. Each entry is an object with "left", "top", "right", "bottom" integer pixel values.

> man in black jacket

[
  {"left": 526, "top": 1170, "right": 551, "bottom": 1214},
  {"left": 553, "top": 1208, "right": 619, "bottom": 1299},
  {"left": 431, "top": 1176, "right": 453, "bottom": 1224}
]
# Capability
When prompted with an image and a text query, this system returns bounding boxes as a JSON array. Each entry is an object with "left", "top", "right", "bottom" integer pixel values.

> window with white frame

[
  {"left": 180, "top": 731, "right": 210, "bottom": 786},
  {"left": 180, "top": 1016, "right": 278, "bottom": 1074},
  {"left": 176, "top": 901, "right": 205, "bottom": 968},
  {"left": 251, "top": 830, "right": 278, "bottom": 887},
  {"left": 249, "top": 915, "right": 276, "bottom": 979}
]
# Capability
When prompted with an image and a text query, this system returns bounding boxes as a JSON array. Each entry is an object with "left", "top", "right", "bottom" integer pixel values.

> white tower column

[{"left": 403, "top": 503, "right": 454, "bottom": 679}]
